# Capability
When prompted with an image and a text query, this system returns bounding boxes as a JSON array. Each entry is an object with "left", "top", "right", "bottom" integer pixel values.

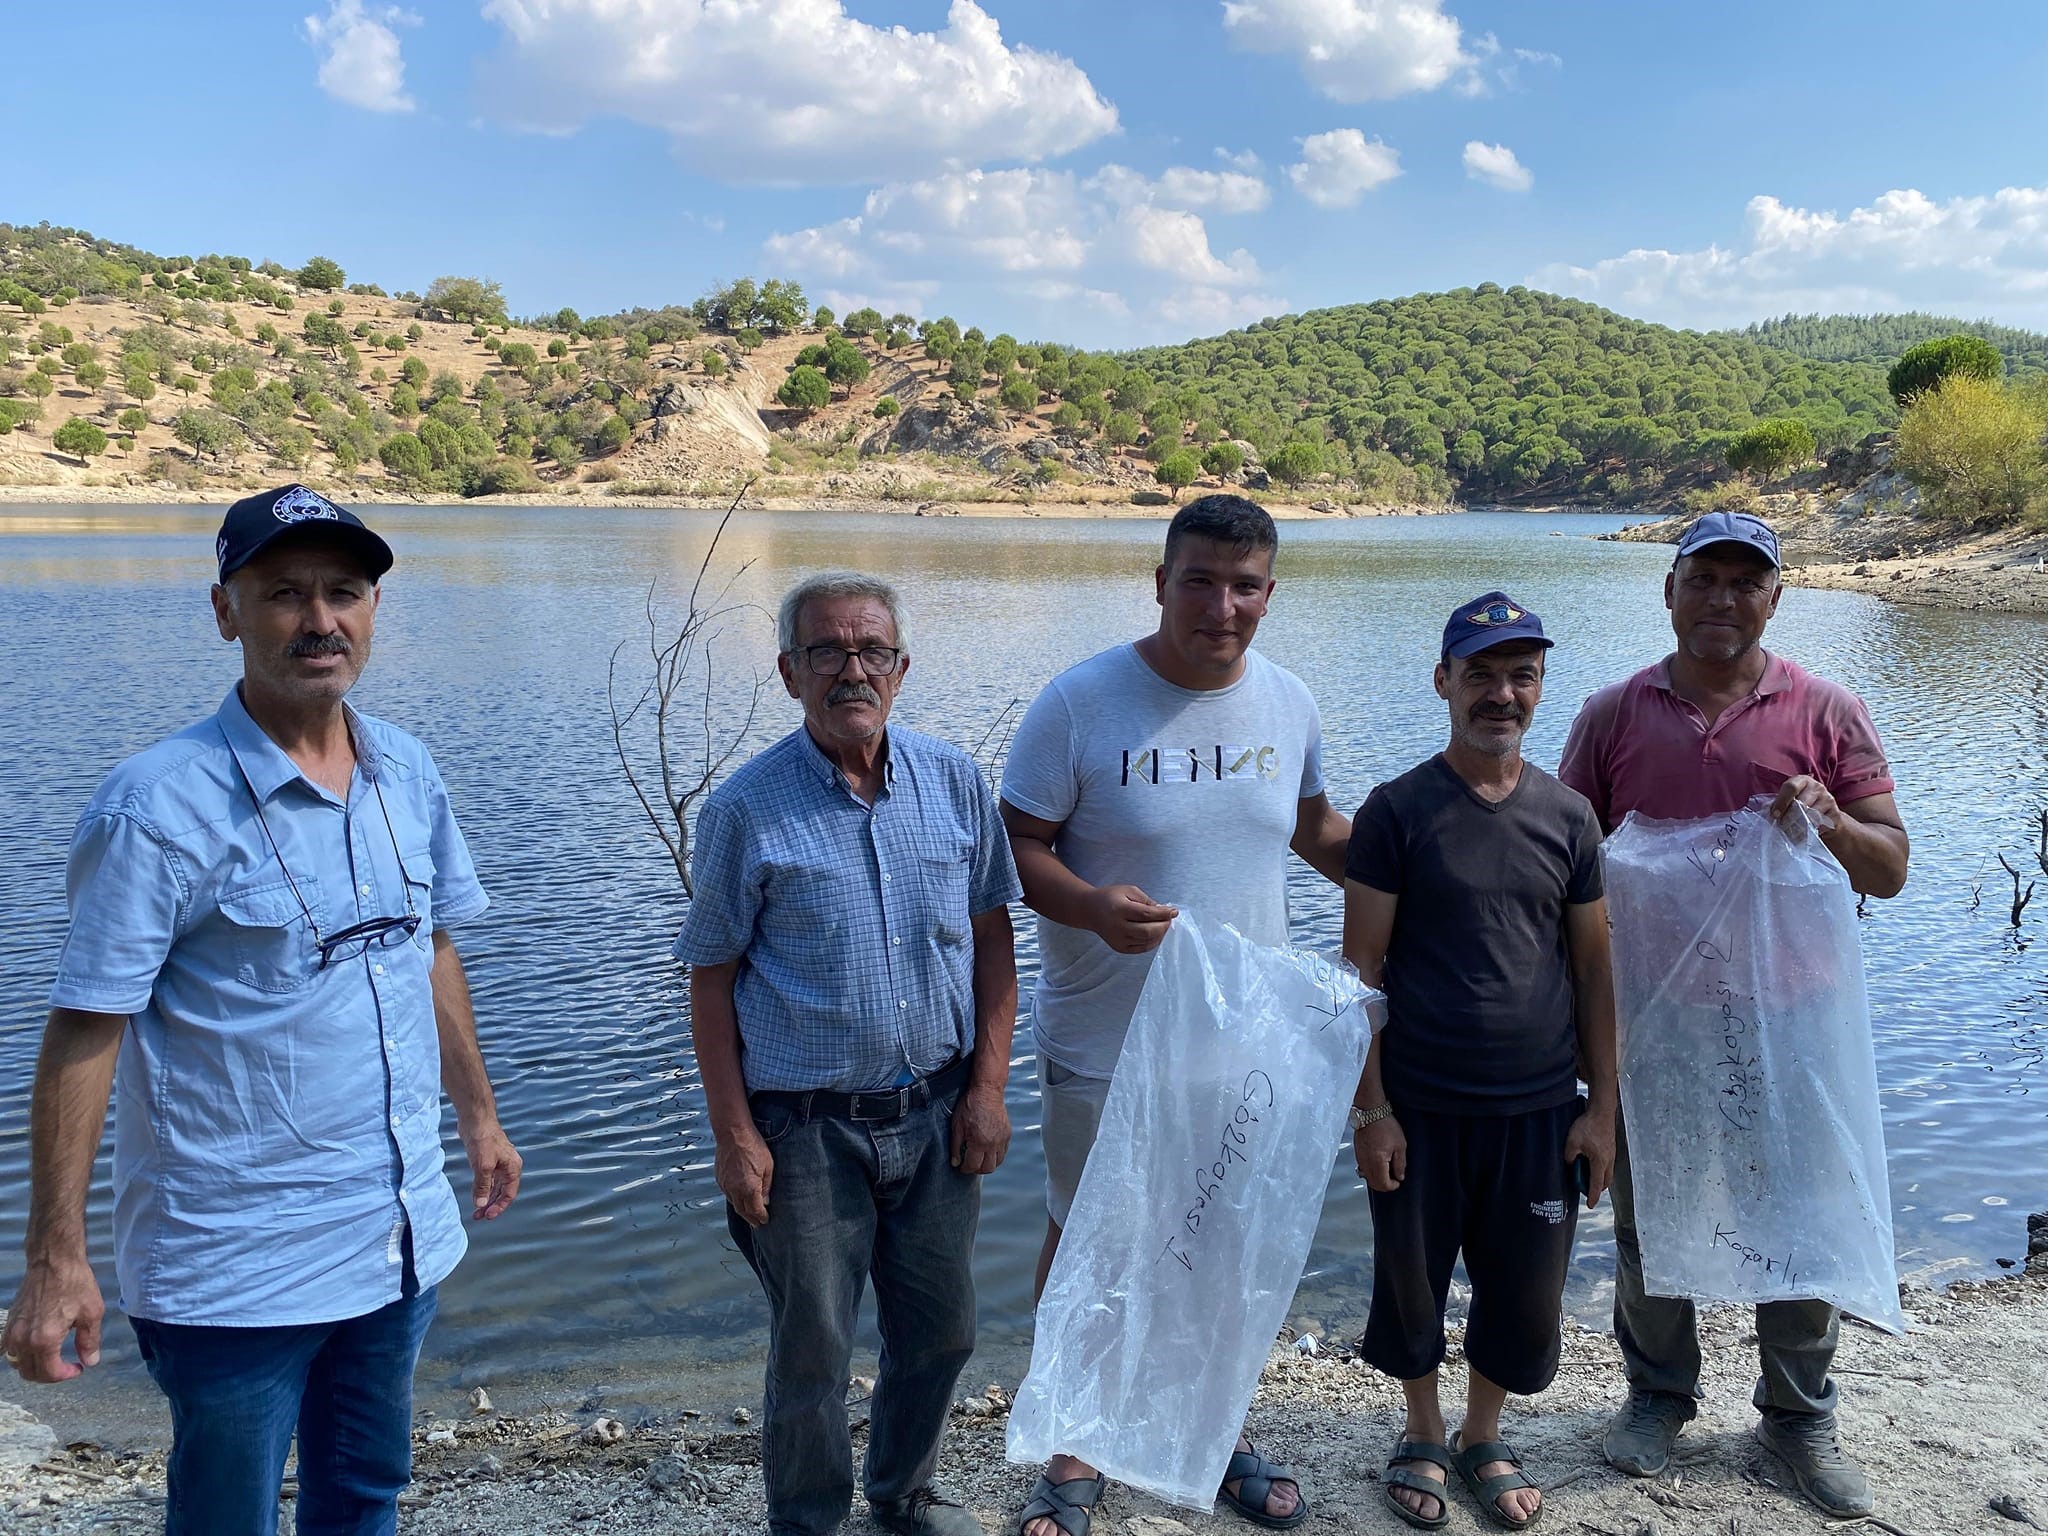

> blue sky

[{"left": 7, "top": 1, "right": 2047, "bottom": 346}]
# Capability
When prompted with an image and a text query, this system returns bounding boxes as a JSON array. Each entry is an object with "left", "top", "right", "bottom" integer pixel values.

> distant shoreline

[{"left": 0, "top": 483, "right": 1466, "bottom": 521}]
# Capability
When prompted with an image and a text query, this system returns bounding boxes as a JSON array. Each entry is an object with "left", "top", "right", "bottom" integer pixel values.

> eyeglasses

[
  {"left": 232, "top": 755, "right": 421, "bottom": 971},
  {"left": 794, "top": 644, "right": 903, "bottom": 677}
]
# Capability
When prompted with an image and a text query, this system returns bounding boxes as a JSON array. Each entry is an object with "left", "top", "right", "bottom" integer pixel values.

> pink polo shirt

[{"left": 1558, "top": 652, "right": 1895, "bottom": 833}]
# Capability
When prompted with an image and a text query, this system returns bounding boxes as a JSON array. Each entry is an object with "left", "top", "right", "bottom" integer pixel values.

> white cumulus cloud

[
  {"left": 1087, "top": 164, "right": 1271, "bottom": 216},
  {"left": 476, "top": 0, "right": 1119, "bottom": 185},
  {"left": 304, "top": 0, "right": 419, "bottom": 113},
  {"left": 765, "top": 165, "right": 1278, "bottom": 344},
  {"left": 1463, "top": 141, "right": 1531, "bottom": 192},
  {"left": 1533, "top": 184, "right": 2048, "bottom": 329},
  {"left": 1222, "top": 0, "right": 1471, "bottom": 101},
  {"left": 1286, "top": 129, "right": 1401, "bottom": 209},
  {"left": 1153, "top": 167, "right": 1272, "bottom": 214}
]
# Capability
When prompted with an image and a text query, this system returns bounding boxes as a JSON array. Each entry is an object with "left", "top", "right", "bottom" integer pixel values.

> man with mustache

[
  {"left": 1342, "top": 593, "right": 1615, "bottom": 1532},
  {"left": 3, "top": 484, "right": 521, "bottom": 1536},
  {"left": 1559, "top": 512, "right": 1908, "bottom": 1519},
  {"left": 677, "top": 572, "right": 1021, "bottom": 1536},
  {"left": 1001, "top": 495, "right": 1353, "bottom": 1536}
]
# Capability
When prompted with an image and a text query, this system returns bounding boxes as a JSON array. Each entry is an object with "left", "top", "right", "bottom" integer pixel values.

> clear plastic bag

[
  {"left": 1602, "top": 798, "right": 1904, "bottom": 1333},
  {"left": 1006, "top": 912, "right": 1382, "bottom": 1509}
]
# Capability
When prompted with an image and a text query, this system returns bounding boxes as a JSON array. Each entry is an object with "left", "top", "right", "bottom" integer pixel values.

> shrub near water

[{"left": 1894, "top": 373, "right": 2048, "bottom": 526}]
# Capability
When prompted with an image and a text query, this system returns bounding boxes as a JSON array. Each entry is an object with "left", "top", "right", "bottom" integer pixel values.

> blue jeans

[
  {"left": 730, "top": 1085, "right": 980, "bottom": 1536},
  {"left": 132, "top": 1281, "right": 438, "bottom": 1536}
]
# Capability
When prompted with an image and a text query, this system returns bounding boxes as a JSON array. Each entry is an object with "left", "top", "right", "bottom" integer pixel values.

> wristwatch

[{"left": 1348, "top": 1101, "right": 1393, "bottom": 1131}]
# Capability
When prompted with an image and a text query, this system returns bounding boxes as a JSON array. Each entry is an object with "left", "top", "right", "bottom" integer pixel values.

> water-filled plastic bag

[
  {"left": 1602, "top": 798, "right": 1903, "bottom": 1333},
  {"left": 1006, "top": 912, "right": 1382, "bottom": 1509}
]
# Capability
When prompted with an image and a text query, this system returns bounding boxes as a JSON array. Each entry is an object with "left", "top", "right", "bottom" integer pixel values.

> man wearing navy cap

[
  {"left": 3, "top": 485, "right": 522, "bottom": 1536},
  {"left": 1561, "top": 511, "right": 1907, "bottom": 1518},
  {"left": 1343, "top": 593, "right": 1616, "bottom": 1531}
]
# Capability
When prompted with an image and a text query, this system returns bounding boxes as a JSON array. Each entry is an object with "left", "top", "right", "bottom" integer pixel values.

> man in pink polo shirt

[{"left": 1559, "top": 511, "right": 1909, "bottom": 1520}]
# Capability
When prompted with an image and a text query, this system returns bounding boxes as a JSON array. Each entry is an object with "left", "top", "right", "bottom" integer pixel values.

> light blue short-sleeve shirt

[
  {"left": 673, "top": 724, "right": 1022, "bottom": 1094},
  {"left": 49, "top": 686, "right": 488, "bottom": 1326}
]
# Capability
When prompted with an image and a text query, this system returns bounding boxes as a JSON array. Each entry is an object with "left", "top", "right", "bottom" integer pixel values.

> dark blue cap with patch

[
  {"left": 1674, "top": 510, "right": 1780, "bottom": 568},
  {"left": 214, "top": 484, "right": 393, "bottom": 583},
  {"left": 1441, "top": 590, "right": 1553, "bottom": 660}
]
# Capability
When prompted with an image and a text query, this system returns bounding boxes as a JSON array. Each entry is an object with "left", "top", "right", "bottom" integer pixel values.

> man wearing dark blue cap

[
  {"left": 1560, "top": 511, "right": 1907, "bottom": 1519},
  {"left": 3, "top": 485, "right": 522, "bottom": 1536},
  {"left": 1341, "top": 593, "right": 1616, "bottom": 1531}
]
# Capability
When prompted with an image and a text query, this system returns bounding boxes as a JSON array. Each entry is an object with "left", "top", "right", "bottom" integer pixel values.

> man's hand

[
  {"left": 461, "top": 1120, "right": 523, "bottom": 1220},
  {"left": 1353, "top": 1116, "right": 1407, "bottom": 1193},
  {"left": 1090, "top": 885, "right": 1178, "bottom": 954},
  {"left": 1768, "top": 774, "right": 1840, "bottom": 835},
  {"left": 949, "top": 1083, "right": 1011, "bottom": 1176},
  {"left": 2, "top": 1254, "right": 104, "bottom": 1383},
  {"left": 717, "top": 1126, "right": 775, "bottom": 1228},
  {"left": 1564, "top": 1106, "right": 1616, "bottom": 1209}
]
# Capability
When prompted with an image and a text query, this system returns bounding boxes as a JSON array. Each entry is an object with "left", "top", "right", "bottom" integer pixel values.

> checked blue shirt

[{"left": 674, "top": 724, "right": 1022, "bottom": 1094}]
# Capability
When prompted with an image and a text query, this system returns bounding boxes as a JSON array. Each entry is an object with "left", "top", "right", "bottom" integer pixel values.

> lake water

[{"left": 2, "top": 504, "right": 2043, "bottom": 1445}]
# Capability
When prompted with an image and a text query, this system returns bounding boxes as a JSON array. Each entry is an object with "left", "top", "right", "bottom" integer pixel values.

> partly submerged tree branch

[{"left": 607, "top": 478, "right": 763, "bottom": 896}]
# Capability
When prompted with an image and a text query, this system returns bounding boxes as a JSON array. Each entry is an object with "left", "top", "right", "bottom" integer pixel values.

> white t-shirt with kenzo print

[{"left": 1001, "top": 643, "right": 1325, "bottom": 1079}]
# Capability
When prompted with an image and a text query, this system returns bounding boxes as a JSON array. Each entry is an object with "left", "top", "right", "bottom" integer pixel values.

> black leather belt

[{"left": 751, "top": 1054, "right": 970, "bottom": 1122}]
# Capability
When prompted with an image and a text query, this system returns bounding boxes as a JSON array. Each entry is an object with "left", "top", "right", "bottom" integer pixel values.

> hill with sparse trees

[{"left": 4, "top": 220, "right": 2039, "bottom": 523}]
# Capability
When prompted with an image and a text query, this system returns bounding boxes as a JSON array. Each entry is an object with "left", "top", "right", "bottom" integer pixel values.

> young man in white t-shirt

[{"left": 1000, "top": 495, "right": 1352, "bottom": 1536}]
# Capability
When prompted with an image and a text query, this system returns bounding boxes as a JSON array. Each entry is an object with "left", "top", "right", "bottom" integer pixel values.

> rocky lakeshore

[
  {"left": 8, "top": 1259, "right": 2047, "bottom": 1535},
  {"left": 1609, "top": 494, "right": 2048, "bottom": 617}
]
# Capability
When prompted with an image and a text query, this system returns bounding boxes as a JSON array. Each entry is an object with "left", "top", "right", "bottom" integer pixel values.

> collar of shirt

[
  {"left": 794, "top": 720, "right": 896, "bottom": 796},
  {"left": 1649, "top": 651, "right": 1790, "bottom": 700},
  {"left": 216, "top": 684, "right": 384, "bottom": 805}
]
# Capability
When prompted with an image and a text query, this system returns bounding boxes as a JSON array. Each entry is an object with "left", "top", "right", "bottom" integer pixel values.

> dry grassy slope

[
  {"left": 0, "top": 285, "right": 578, "bottom": 494},
  {"left": 0, "top": 281, "right": 1161, "bottom": 503},
  {"left": 630, "top": 329, "right": 1179, "bottom": 499}
]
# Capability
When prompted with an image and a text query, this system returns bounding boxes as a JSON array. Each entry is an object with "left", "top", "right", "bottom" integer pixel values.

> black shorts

[{"left": 1360, "top": 1097, "right": 1583, "bottom": 1396}]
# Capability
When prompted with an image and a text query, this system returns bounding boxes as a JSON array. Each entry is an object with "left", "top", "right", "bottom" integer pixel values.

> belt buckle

[{"left": 853, "top": 1085, "right": 910, "bottom": 1122}]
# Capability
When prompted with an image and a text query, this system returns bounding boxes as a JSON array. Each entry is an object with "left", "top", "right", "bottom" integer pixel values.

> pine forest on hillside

[
  {"left": 1731, "top": 313, "right": 2048, "bottom": 377},
  {"left": 1118, "top": 285, "right": 1901, "bottom": 501}
]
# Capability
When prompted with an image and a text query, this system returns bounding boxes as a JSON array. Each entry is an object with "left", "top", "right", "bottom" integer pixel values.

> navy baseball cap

[
  {"left": 1674, "top": 510, "right": 1780, "bottom": 568},
  {"left": 1441, "top": 591, "right": 1554, "bottom": 660},
  {"left": 214, "top": 484, "right": 393, "bottom": 584}
]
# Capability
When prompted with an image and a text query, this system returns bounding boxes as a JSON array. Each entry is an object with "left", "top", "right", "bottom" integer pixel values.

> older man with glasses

[
  {"left": 3, "top": 484, "right": 521, "bottom": 1536},
  {"left": 677, "top": 570, "right": 1022, "bottom": 1536}
]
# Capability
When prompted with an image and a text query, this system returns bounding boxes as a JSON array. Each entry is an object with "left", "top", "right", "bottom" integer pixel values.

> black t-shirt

[{"left": 1346, "top": 755, "right": 1603, "bottom": 1116}]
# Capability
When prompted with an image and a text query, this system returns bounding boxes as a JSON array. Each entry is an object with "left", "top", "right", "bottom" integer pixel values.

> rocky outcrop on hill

[{"left": 618, "top": 358, "right": 776, "bottom": 484}]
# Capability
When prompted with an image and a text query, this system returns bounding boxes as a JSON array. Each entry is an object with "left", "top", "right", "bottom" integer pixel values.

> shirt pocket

[
  {"left": 216, "top": 877, "right": 320, "bottom": 993},
  {"left": 918, "top": 846, "right": 973, "bottom": 947},
  {"left": 399, "top": 843, "right": 437, "bottom": 950}
]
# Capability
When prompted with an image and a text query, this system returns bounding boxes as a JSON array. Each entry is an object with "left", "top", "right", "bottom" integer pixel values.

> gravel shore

[{"left": 8, "top": 1265, "right": 2045, "bottom": 1536}]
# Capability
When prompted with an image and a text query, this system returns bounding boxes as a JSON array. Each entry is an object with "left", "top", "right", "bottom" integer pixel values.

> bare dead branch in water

[
  {"left": 1997, "top": 852, "right": 2036, "bottom": 929},
  {"left": 2036, "top": 806, "right": 2048, "bottom": 878},
  {"left": 968, "top": 697, "right": 1023, "bottom": 795},
  {"left": 608, "top": 479, "right": 766, "bottom": 896}
]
